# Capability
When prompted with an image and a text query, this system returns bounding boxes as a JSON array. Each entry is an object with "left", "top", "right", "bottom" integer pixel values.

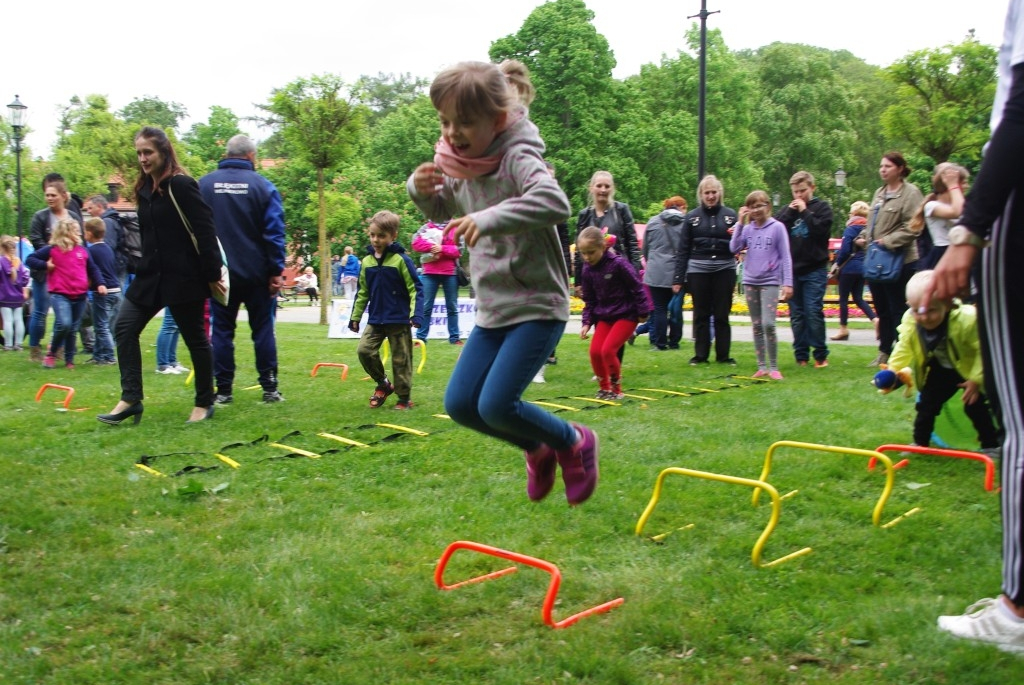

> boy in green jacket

[{"left": 879, "top": 270, "right": 998, "bottom": 454}]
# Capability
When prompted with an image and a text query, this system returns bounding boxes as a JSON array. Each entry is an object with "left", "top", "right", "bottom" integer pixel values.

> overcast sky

[{"left": 6, "top": 0, "right": 1009, "bottom": 157}]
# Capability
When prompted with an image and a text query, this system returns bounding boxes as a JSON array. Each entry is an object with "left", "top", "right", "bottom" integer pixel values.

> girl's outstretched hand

[
  {"left": 579, "top": 325, "right": 591, "bottom": 340},
  {"left": 447, "top": 216, "right": 481, "bottom": 247},
  {"left": 412, "top": 163, "right": 444, "bottom": 196}
]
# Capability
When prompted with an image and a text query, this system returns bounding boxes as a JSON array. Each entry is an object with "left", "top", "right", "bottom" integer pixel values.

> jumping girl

[{"left": 408, "top": 60, "right": 599, "bottom": 506}]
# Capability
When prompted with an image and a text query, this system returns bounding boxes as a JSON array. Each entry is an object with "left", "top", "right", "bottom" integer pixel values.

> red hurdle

[
  {"left": 310, "top": 362, "right": 349, "bottom": 380},
  {"left": 35, "top": 383, "right": 76, "bottom": 410},
  {"left": 870, "top": 443, "right": 997, "bottom": 492},
  {"left": 434, "top": 540, "right": 624, "bottom": 629}
]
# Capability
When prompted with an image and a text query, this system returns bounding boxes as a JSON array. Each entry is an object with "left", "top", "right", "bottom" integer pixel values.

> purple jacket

[
  {"left": 580, "top": 250, "right": 652, "bottom": 327},
  {"left": 729, "top": 218, "right": 793, "bottom": 287},
  {"left": 0, "top": 256, "right": 29, "bottom": 308}
]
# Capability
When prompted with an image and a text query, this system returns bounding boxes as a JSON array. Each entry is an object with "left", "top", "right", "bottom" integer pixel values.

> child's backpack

[{"left": 117, "top": 212, "right": 142, "bottom": 273}]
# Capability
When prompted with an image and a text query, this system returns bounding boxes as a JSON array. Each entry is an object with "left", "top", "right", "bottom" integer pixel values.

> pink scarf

[{"left": 432, "top": 107, "right": 526, "bottom": 180}]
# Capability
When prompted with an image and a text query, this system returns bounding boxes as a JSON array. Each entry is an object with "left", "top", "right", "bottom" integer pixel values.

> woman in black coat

[{"left": 98, "top": 126, "right": 224, "bottom": 425}]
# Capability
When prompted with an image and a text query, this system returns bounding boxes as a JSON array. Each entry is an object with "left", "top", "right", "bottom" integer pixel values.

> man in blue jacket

[{"left": 199, "top": 134, "right": 287, "bottom": 405}]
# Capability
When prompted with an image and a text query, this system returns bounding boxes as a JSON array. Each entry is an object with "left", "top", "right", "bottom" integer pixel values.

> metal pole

[
  {"left": 14, "top": 128, "right": 22, "bottom": 242},
  {"left": 688, "top": 2, "right": 720, "bottom": 181}
]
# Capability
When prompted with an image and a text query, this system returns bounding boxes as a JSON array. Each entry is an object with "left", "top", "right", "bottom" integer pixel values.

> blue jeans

[
  {"left": 91, "top": 292, "right": 121, "bottom": 362},
  {"left": 156, "top": 308, "right": 181, "bottom": 367},
  {"left": 648, "top": 286, "right": 681, "bottom": 349},
  {"left": 28, "top": 279, "right": 49, "bottom": 347},
  {"left": 789, "top": 267, "right": 829, "bottom": 363},
  {"left": 444, "top": 320, "right": 576, "bottom": 452},
  {"left": 417, "top": 273, "right": 460, "bottom": 343},
  {"left": 48, "top": 293, "right": 87, "bottom": 364}
]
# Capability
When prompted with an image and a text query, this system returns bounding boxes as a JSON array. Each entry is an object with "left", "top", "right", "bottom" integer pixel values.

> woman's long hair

[{"left": 133, "top": 126, "right": 186, "bottom": 196}]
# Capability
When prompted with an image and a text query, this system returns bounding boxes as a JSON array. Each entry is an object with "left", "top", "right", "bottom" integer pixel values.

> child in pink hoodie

[
  {"left": 25, "top": 219, "right": 106, "bottom": 368},
  {"left": 412, "top": 220, "right": 463, "bottom": 344}
]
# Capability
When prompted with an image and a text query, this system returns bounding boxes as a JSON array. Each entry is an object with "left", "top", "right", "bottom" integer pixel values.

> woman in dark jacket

[
  {"left": 98, "top": 127, "right": 224, "bottom": 426},
  {"left": 673, "top": 175, "right": 739, "bottom": 365},
  {"left": 574, "top": 171, "right": 641, "bottom": 287}
]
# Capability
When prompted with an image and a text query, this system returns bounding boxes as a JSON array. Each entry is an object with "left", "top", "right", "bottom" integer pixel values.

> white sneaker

[
  {"left": 172, "top": 363, "right": 190, "bottom": 374},
  {"left": 937, "top": 597, "right": 1024, "bottom": 653},
  {"left": 532, "top": 367, "right": 546, "bottom": 384},
  {"left": 156, "top": 366, "right": 178, "bottom": 374}
]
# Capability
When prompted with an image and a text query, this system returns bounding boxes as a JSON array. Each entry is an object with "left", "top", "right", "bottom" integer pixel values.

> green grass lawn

[{"left": 0, "top": 319, "right": 1016, "bottom": 684}]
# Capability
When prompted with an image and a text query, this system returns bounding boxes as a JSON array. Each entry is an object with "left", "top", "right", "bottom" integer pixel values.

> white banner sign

[{"left": 327, "top": 297, "right": 478, "bottom": 339}]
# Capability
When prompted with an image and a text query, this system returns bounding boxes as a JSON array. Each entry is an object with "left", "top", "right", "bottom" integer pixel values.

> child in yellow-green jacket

[{"left": 881, "top": 270, "right": 998, "bottom": 453}]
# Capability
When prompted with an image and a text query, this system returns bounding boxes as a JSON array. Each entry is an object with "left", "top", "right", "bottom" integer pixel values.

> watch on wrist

[{"left": 947, "top": 225, "right": 988, "bottom": 249}]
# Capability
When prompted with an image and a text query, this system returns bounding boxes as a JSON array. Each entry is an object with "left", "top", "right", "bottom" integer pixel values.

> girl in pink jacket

[
  {"left": 412, "top": 220, "right": 463, "bottom": 344},
  {"left": 25, "top": 219, "right": 106, "bottom": 368}
]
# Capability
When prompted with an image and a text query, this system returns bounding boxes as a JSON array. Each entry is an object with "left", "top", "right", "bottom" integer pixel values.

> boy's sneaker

[
  {"left": 393, "top": 400, "right": 414, "bottom": 410},
  {"left": 814, "top": 359, "right": 829, "bottom": 368},
  {"left": 96, "top": 359, "right": 117, "bottom": 366},
  {"left": 532, "top": 366, "right": 546, "bottom": 383},
  {"left": 262, "top": 390, "right": 285, "bottom": 403},
  {"left": 65, "top": 362, "right": 75, "bottom": 370},
  {"left": 213, "top": 394, "right": 234, "bottom": 405},
  {"left": 172, "top": 363, "right": 190, "bottom": 373},
  {"left": 525, "top": 444, "right": 557, "bottom": 501},
  {"left": 938, "top": 598, "right": 1024, "bottom": 653},
  {"left": 42, "top": 355, "right": 56, "bottom": 369},
  {"left": 556, "top": 423, "right": 599, "bottom": 506},
  {"left": 595, "top": 389, "right": 612, "bottom": 400},
  {"left": 688, "top": 357, "right": 707, "bottom": 366},
  {"left": 450, "top": 340, "right": 464, "bottom": 346},
  {"left": 546, "top": 355, "right": 557, "bottom": 365},
  {"left": 156, "top": 365, "right": 178, "bottom": 375}
]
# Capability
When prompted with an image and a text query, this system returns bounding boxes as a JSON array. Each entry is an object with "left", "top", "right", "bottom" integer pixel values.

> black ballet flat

[
  {"left": 185, "top": 406, "right": 215, "bottom": 424},
  {"left": 97, "top": 402, "right": 144, "bottom": 426}
]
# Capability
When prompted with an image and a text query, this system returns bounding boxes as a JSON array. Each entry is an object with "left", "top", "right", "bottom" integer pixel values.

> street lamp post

[
  {"left": 7, "top": 95, "right": 27, "bottom": 243},
  {"left": 834, "top": 168, "right": 847, "bottom": 220}
]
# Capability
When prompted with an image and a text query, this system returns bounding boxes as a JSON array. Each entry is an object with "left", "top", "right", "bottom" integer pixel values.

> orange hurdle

[
  {"left": 35, "top": 383, "right": 76, "bottom": 410},
  {"left": 434, "top": 540, "right": 624, "bottom": 629},
  {"left": 870, "top": 443, "right": 997, "bottom": 493},
  {"left": 311, "top": 362, "right": 349, "bottom": 381}
]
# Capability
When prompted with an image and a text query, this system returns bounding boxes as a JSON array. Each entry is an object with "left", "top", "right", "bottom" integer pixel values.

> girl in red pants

[{"left": 578, "top": 226, "right": 651, "bottom": 399}]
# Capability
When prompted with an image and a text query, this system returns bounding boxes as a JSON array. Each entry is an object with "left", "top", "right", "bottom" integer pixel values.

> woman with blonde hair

[
  {"left": 831, "top": 201, "right": 877, "bottom": 341},
  {"left": 673, "top": 174, "right": 739, "bottom": 365}
]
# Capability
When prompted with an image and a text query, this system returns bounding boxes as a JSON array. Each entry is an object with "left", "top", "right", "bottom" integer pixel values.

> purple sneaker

[
  {"left": 556, "top": 423, "right": 599, "bottom": 506},
  {"left": 525, "top": 444, "right": 557, "bottom": 501}
]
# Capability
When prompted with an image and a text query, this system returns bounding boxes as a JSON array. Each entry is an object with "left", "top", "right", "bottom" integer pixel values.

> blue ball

[{"left": 873, "top": 369, "right": 897, "bottom": 389}]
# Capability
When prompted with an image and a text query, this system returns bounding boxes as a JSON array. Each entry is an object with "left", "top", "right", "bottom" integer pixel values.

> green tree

[
  {"left": 747, "top": 43, "right": 865, "bottom": 215},
  {"left": 119, "top": 97, "right": 189, "bottom": 133},
  {"left": 352, "top": 72, "right": 430, "bottom": 127},
  {"left": 365, "top": 96, "right": 440, "bottom": 185},
  {"left": 182, "top": 106, "right": 243, "bottom": 168},
  {"left": 258, "top": 74, "right": 365, "bottom": 324},
  {"left": 51, "top": 95, "right": 137, "bottom": 200},
  {"left": 882, "top": 37, "right": 997, "bottom": 166},
  {"left": 489, "top": 0, "right": 620, "bottom": 210}
]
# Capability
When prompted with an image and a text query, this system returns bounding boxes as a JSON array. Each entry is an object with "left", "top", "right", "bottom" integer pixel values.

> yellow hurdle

[
  {"left": 635, "top": 466, "right": 812, "bottom": 569},
  {"left": 380, "top": 338, "right": 427, "bottom": 374},
  {"left": 752, "top": 440, "right": 912, "bottom": 528}
]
